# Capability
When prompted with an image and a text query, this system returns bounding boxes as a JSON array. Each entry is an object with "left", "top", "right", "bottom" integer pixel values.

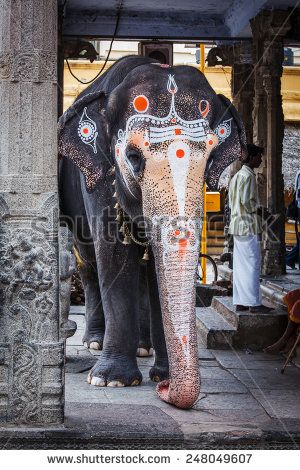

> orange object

[
  {"left": 133, "top": 95, "right": 149, "bottom": 113},
  {"left": 284, "top": 289, "right": 300, "bottom": 323},
  {"left": 176, "top": 149, "right": 185, "bottom": 158}
]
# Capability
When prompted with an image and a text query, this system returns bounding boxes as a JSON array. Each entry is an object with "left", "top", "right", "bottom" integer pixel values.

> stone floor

[{"left": 62, "top": 310, "right": 300, "bottom": 449}]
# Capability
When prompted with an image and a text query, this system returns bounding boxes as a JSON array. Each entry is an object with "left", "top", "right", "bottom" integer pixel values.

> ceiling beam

[
  {"left": 225, "top": 0, "right": 268, "bottom": 36},
  {"left": 63, "top": 10, "right": 232, "bottom": 40}
]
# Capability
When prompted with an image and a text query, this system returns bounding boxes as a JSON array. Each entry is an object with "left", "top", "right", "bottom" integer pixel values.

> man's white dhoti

[{"left": 233, "top": 235, "right": 262, "bottom": 307}]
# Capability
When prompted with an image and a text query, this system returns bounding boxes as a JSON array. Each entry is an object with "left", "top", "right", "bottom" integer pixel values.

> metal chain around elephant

[
  {"left": 123, "top": 221, "right": 150, "bottom": 261},
  {"left": 114, "top": 203, "right": 150, "bottom": 262}
]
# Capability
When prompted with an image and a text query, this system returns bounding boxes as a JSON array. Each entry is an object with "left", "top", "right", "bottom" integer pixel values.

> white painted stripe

[
  {"left": 150, "top": 134, "right": 207, "bottom": 144},
  {"left": 167, "top": 141, "right": 190, "bottom": 216}
]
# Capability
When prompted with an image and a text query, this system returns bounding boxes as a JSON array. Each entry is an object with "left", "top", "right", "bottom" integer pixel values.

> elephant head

[{"left": 58, "top": 60, "right": 246, "bottom": 409}]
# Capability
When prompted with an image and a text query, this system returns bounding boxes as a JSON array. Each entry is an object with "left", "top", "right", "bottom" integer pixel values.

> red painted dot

[
  {"left": 175, "top": 229, "right": 181, "bottom": 236},
  {"left": 171, "top": 118, "right": 177, "bottom": 123},
  {"left": 116, "top": 148, "right": 120, "bottom": 156},
  {"left": 176, "top": 149, "right": 185, "bottom": 158},
  {"left": 144, "top": 141, "right": 149, "bottom": 147},
  {"left": 220, "top": 128, "right": 225, "bottom": 135},
  {"left": 179, "top": 238, "right": 187, "bottom": 247},
  {"left": 133, "top": 95, "right": 149, "bottom": 113},
  {"left": 186, "top": 231, "right": 191, "bottom": 238},
  {"left": 83, "top": 128, "right": 89, "bottom": 134},
  {"left": 208, "top": 139, "right": 214, "bottom": 146},
  {"left": 175, "top": 128, "right": 182, "bottom": 135}
]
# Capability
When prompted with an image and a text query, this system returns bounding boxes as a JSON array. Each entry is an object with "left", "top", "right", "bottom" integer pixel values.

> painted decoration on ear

[
  {"left": 199, "top": 100, "right": 210, "bottom": 119},
  {"left": 78, "top": 107, "right": 98, "bottom": 154},
  {"left": 214, "top": 118, "right": 232, "bottom": 144}
]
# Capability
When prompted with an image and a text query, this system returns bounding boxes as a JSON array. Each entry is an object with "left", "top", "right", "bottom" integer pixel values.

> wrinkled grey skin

[
  {"left": 60, "top": 226, "right": 77, "bottom": 340},
  {"left": 58, "top": 55, "right": 246, "bottom": 408}
]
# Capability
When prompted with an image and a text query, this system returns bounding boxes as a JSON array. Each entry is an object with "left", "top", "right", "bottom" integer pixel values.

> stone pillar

[
  {"left": 251, "top": 11, "right": 290, "bottom": 276},
  {"left": 0, "top": 1, "right": 63, "bottom": 424},
  {"left": 231, "top": 42, "right": 254, "bottom": 144},
  {"left": 223, "top": 42, "right": 254, "bottom": 262},
  {"left": 58, "top": 2, "right": 65, "bottom": 118},
  {"left": 229, "top": 41, "right": 254, "bottom": 177}
]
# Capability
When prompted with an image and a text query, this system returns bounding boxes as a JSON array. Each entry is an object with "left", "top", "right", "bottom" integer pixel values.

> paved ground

[{"left": 62, "top": 311, "right": 300, "bottom": 449}]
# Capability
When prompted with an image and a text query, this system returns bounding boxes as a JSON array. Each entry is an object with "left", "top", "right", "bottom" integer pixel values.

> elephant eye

[{"left": 126, "top": 148, "right": 145, "bottom": 176}]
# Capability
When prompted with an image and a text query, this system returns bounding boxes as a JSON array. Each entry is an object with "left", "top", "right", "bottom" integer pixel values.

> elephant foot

[
  {"left": 149, "top": 361, "right": 169, "bottom": 383},
  {"left": 87, "top": 356, "right": 142, "bottom": 387},
  {"left": 83, "top": 332, "right": 104, "bottom": 350},
  {"left": 137, "top": 347, "right": 154, "bottom": 357}
]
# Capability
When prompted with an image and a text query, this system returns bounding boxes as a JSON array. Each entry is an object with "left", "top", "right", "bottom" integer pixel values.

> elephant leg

[
  {"left": 88, "top": 241, "right": 142, "bottom": 387},
  {"left": 147, "top": 252, "right": 169, "bottom": 382},
  {"left": 76, "top": 242, "right": 105, "bottom": 350},
  {"left": 137, "top": 264, "right": 153, "bottom": 357}
]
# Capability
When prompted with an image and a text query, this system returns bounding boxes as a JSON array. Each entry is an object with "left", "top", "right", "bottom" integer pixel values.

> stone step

[
  {"left": 210, "top": 296, "right": 287, "bottom": 351},
  {"left": 218, "top": 265, "right": 299, "bottom": 302},
  {"left": 261, "top": 277, "right": 300, "bottom": 307},
  {"left": 196, "top": 307, "right": 236, "bottom": 350},
  {"left": 211, "top": 296, "right": 239, "bottom": 327},
  {"left": 196, "top": 284, "right": 228, "bottom": 307}
]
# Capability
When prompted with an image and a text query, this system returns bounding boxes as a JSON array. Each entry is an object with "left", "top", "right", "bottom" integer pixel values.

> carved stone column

[
  {"left": 0, "top": 1, "right": 63, "bottom": 424},
  {"left": 231, "top": 42, "right": 254, "bottom": 144},
  {"left": 251, "top": 11, "right": 291, "bottom": 276},
  {"left": 222, "top": 42, "right": 254, "bottom": 261},
  {"left": 229, "top": 42, "right": 254, "bottom": 175}
]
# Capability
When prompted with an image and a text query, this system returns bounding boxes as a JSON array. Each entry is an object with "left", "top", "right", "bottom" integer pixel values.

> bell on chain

[
  {"left": 119, "top": 222, "right": 126, "bottom": 234},
  {"left": 122, "top": 234, "right": 131, "bottom": 245},
  {"left": 142, "top": 247, "right": 149, "bottom": 261},
  {"left": 115, "top": 213, "right": 122, "bottom": 223}
]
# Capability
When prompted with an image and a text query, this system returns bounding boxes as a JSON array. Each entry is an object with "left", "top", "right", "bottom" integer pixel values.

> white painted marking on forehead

[{"left": 167, "top": 141, "right": 190, "bottom": 216}]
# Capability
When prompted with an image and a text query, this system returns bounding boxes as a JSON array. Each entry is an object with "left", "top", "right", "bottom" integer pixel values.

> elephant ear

[
  {"left": 205, "top": 94, "right": 247, "bottom": 191},
  {"left": 58, "top": 91, "right": 111, "bottom": 192}
]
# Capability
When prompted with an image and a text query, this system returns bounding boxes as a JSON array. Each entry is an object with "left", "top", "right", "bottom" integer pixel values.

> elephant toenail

[
  {"left": 89, "top": 341, "right": 101, "bottom": 350},
  {"left": 83, "top": 342, "right": 88, "bottom": 348},
  {"left": 87, "top": 372, "right": 92, "bottom": 384},
  {"left": 91, "top": 377, "right": 106, "bottom": 386},
  {"left": 107, "top": 381, "right": 125, "bottom": 387},
  {"left": 131, "top": 379, "right": 140, "bottom": 386},
  {"left": 137, "top": 347, "right": 153, "bottom": 357}
]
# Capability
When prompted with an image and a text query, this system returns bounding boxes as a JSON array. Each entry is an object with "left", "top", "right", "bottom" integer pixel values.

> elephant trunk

[{"left": 153, "top": 236, "right": 201, "bottom": 409}]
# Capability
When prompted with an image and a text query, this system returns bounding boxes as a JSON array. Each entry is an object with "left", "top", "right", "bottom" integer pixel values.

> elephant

[{"left": 58, "top": 55, "right": 246, "bottom": 409}]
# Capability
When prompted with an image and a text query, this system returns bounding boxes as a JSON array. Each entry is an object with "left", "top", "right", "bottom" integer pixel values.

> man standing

[{"left": 228, "top": 144, "right": 272, "bottom": 313}]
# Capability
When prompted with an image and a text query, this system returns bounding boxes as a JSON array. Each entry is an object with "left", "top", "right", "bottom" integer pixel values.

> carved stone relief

[{"left": 0, "top": 195, "right": 63, "bottom": 424}]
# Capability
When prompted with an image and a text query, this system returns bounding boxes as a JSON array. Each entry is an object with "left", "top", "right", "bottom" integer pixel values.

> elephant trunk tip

[{"left": 156, "top": 378, "right": 200, "bottom": 410}]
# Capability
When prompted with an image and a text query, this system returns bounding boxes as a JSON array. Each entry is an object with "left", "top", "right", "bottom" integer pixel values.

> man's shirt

[{"left": 228, "top": 165, "right": 262, "bottom": 236}]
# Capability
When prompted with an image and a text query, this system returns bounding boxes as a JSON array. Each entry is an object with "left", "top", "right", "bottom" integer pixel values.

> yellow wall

[{"left": 63, "top": 61, "right": 300, "bottom": 122}]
